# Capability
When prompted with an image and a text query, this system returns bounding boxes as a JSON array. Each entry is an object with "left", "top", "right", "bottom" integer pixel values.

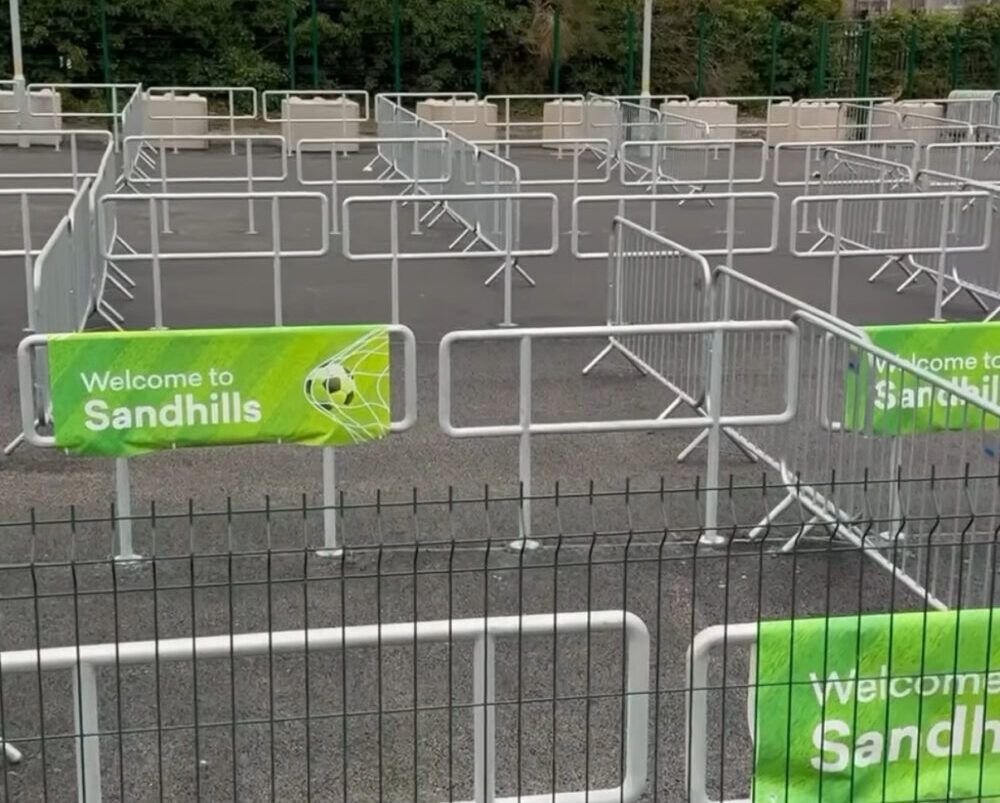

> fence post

[
  {"left": 950, "top": 29, "right": 963, "bottom": 90},
  {"left": 98, "top": 0, "right": 112, "bottom": 84},
  {"left": 288, "top": 2, "right": 296, "bottom": 90},
  {"left": 904, "top": 22, "right": 917, "bottom": 98},
  {"left": 814, "top": 19, "right": 829, "bottom": 96},
  {"left": 475, "top": 4, "right": 484, "bottom": 96},
  {"left": 768, "top": 17, "right": 780, "bottom": 96},
  {"left": 310, "top": 0, "right": 319, "bottom": 89},
  {"left": 626, "top": 9, "right": 636, "bottom": 96},
  {"left": 994, "top": 30, "right": 1000, "bottom": 90},
  {"left": 552, "top": 7, "right": 561, "bottom": 93},
  {"left": 393, "top": 0, "right": 402, "bottom": 93},
  {"left": 856, "top": 20, "right": 872, "bottom": 98},
  {"left": 695, "top": 8, "right": 708, "bottom": 98}
]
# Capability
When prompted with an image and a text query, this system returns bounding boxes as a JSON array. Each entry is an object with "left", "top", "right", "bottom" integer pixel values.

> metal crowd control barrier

[
  {"left": 0, "top": 129, "right": 113, "bottom": 186},
  {"left": 791, "top": 189, "right": 992, "bottom": 318},
  {"left": 97, "top": 191, "right": 329, "bottom": 328},
  {"left": 118, "top": 85, "right": 146, "bottom": 179},
  {"left": 619, "top": 138, "right": 767, "bottom": 192},
  {"left": 914, "top": 168, "right": 1000, "bottom": 319},
  {"left": 296, "top": 136, "right": 452, "bottom": 235},
  {"left": 122, "top": 134, "right": 289, "bottom": 234},
  {"left": 145, "top": 85, "right": 258, "bottom": 152},
  {"left": 793, "top": 147, "right": 915, "bottom": 253},
  {"left": 0, "top": 188, "right": 78, "bottom": 331},
  {"left": 0, "top": 609, "right": 648, "bottom": 803},
  {"left": 440, "top": 322, "right": 800, "bottom": 548},
  {"left": 342, "top": 192, "right": 558, "bottom": 326},
  {"left": 25, "top": 82, "right": 141, "bottom": 151},
  {"left": 772, "top": 139, "right": 919, "bottom": 187},
  {"left": 570, "top": 191, "right": 780, "bottom": 265},
  {"left": 925, "top": 141, "right": 1000, "bottom": 183},
  {"left": 373, "top": 93, "right": 447, "bottom": 176},
  {"left": 17, "top": 324, "right": 417, "bottom": 560},
  {"left": 473, "top": 138, "right": 612, "bottom": 189}
]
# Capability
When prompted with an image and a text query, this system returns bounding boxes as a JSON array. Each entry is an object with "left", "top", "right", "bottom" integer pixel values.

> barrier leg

[
  {"left": 0, "top": 741, "right": 22, "bottom": 763},
  {"left": 2, "top": 432, "right": 26, "bottom": 456},
  {"left": 746, "top": 489, "right": 796, "bottom": 542},
  {"left": 114, "top": 457, "right": 140, "bottom": 561},
  {"left": 105, "top": 271, "right": 135, "bottom": 301},
  {"left": 316, "top": 446, "right": 343, "bottom": 558},
  {"left": 677, "top": 424, "right": 757, "bottom": 464},
  {"left": 484, "top": 260, "right": 535, "bottom": 288},
  {"left": 582, "top": 337, "right": 647, "bottom": 378}
]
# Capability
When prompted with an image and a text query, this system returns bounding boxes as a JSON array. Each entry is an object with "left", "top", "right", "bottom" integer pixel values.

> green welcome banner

[
  {"left": 48, "top": 325, "right": 390, "bottom": 456},
  {"left": 753, "top": 609, "right": 1000, "bottom": 803},
  {"left": 844, "top": 322, "right": 1000, "bottom": 435}
]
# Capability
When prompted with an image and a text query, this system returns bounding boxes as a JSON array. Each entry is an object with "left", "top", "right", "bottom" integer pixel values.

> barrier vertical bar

[
  {"left": 272, "top": 196, "right": 283, "bottom": 326},
  {"left": 73, "top": 662, "right": 102, "bottom": 803},
  {"left": 330, "top": 145, "right": 340, "bottom": 235},
  {"left": 552, "top": 8, "right": 561, "bottom": 94},
  {"left": 512, "top": 336, "right": 538, "bottom": 551},
  {"left": 148, "top": 199, "right": 164, "bottom": 329},
  {"left": 310, "top": 0, "right": 319, "bottom": 89},
  {"left": 393, "top": 0, "right": 402, "bottom": 93},
  {"left": 390, "top": 201, "right": 400, "bottom": 324},
  {"left": 701, "top": 325, "right": 724, "bottom": 547},
  {"left": 472, "top": 634, "right": 497, "bottom": 800},
  {"left": 318, "top": 446, "right": 341, "bottom": 556},
  {"left": 246, "top": 140, "right": 257, "bottom": 234},
  {"left": 501, "top": 196, "right": 514, "bottom": 327},
  {"left": 475, "top": 5, "right": 484, "bottom": 97},
  {"left": 114, "top": 457, "right": 135, "bottom": 560},
  {"left": 933, "top": 199, "right": 951, "bottom": 322},
  {"left": 20, "top": 194, "right": 34, "bottom": 331}
]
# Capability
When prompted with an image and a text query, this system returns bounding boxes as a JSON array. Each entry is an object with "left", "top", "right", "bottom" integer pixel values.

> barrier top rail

[
  {"left": 261, "top": 89, "right": 370, "bottom": 123},
  {"left": 145, "top": 86, "right": 259, "bottom": 121},
  {"left": 439, "top": 321, "right": 800, "bottom": 438},
  {"left": 619, "top": 138, "right": 768, "bottom": 188},
  {"left": 916, "top": 166, "right": 1000, "bottom": 191},
  {"left": 897, "top": 107, "right": 976, "bottom": 138},
  {"left": 819, "top": 146, "right": 915, "bottom": 182}
]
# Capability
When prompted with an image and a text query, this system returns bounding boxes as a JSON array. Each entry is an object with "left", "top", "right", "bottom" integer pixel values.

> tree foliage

[{"left": 2, "top": 0, "right": 1000, "bottom": 97}]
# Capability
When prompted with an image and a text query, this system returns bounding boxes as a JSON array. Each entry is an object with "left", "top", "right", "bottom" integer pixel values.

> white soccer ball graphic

[{"left": 305, "top": 361, "right": 357, "bottom": 411}]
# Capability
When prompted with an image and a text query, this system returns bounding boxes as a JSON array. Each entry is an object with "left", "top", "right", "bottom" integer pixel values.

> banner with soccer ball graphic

[{"left": 47, "top": 325, "right": 390, "bottom": 456}]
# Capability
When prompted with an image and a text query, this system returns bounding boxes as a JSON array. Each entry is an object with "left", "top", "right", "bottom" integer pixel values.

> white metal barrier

[
  {"left": 571, "top": 191, "right": 780, "bottom": 264},
  {"left": 925, "top": 141, "right": 1000, "bottom": 183},
  {"left": 342, "top": 192, "right": 558, "bottom": 326},
  {"left": 619, "top": 138, "right": 768, "bottom": 191},
  {"left": 439, "top": 322, "right": 800, "bottom": 547},
  {"left": 97, "top": 191, "right": 329, "bottom": 328},
  {"left": 0, "top": 610, "right": 649, "bottom": 803},
  {"left": 473, "top": 138, "right": 612, "bottom": 187},
  {"left": 0, "top": 128, "right": 113, "bottom": 185},
  {"left": 791, "top": 189, "right": 992, "bottom": 318},
  {"left": 296, "top": 136, "right": 452, "bottom": 235},
  {"left": 772, "top": 139, "right": 919, "bottom": 187},
  {"left": 122, "top": 134, "right": 289, "bottom": 234}
]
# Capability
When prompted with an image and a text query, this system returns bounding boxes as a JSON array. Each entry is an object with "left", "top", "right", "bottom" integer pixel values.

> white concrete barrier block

[
  {"left": 895, "top": 101, "right": 945, "bottom": 146},
  {"left": 542, "top": 99, "right": 586, "bottom": 148},
  {"left": 661, "top": 100, "right": 737, "bottom": 140},
  {"left": 582, "top": 99, "right": 618, "bottom": 143},
  {"left": 143, "top": 93, "right": 209, "bottom": 149},
  {"left": 0, "top": 89, "right": 63, "bottom": 146},
  {"left": 791, "top": 102, "right": 841, "bottom": 143},
  {"left": 281, "top": 97, "right": 360, "bottom": 153},
  {"left": 766, "top": 101, "right": 795, "bottom": 146},
  {"left": 416, "top": 99, "right": 497, "bottom": 141}
]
